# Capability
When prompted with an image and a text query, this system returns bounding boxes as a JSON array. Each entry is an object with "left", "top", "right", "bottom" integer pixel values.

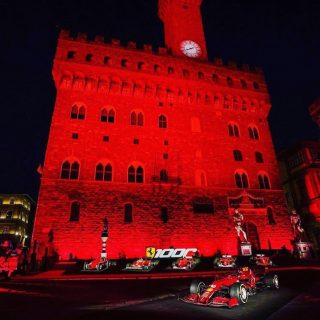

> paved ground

[{"left": 0, "top": 269, "right": 319, "bottom": 320}]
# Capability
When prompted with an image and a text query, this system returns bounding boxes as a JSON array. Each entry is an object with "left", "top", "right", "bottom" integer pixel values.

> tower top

[{"left": 158, "top": 0, "right": 207, "bottom": 60}]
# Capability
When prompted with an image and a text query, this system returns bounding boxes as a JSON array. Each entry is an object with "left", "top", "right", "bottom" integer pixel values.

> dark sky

[{"left": 0, "top": 0, "right": 319, "bottom": 200}]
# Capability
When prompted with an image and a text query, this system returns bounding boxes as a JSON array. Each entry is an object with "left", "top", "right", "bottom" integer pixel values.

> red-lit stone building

[{"left": 32, "top": 0, "right": 292, "bottom": 261}]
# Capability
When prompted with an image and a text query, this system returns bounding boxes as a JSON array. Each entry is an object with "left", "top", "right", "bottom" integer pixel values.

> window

[
  {"left": 61, "top": 161, "right": 79, "bottom": 180},
  {"left": 163, "top": 153, "right": 168, "bottom": 160},
  {"left": 160, "top": 207, "right": 168, "bottom": 223},
  {"left": 227, "top": 77, "right": 233, "bottom": 86},
  {"left": 100, "top": 108, "right": 115, "bottom": 123},
  {"left": 154, "top": 64, "right": 160, "bottom": 73},
  {"left": 168, "top": 67, "right": 174, "bottom": 74},
  {"left": 248, "top": 126, "right": 259, "bottom": 140},
  {"left": 70, "top": 104, "right": 86, "bottom": 120},
  {"left": 72, "top": 133, "right": 78, "bottom": 139},
  {"left": 164, "top": 140, "right": 168, "bottom": 146},
  {"left": 182, "top": 69, "right": 190, "bottom": 78},
  {"left": 255, "top": 152, "right": 264, "bottom": 163},
  {"left": 240, "top": 79, "right": 247, "bottom": 88},
  {"left": 130, "top": 111, "right": 144, "bottom": 126},
  {"left": 104, "top": 56, "right": 110, "bottom": 64},
  {"left": 198, "top": 71, "right": 204, "bottom": 79},
  {"left": 192, "top": 197, "right": 214, "bottom": 214},
  {"left": 124, "top": 204, "right": 133, "bottom": 223},
  {"left": 137, "top": 62, "right": 144, "bottom": 70},
  {"left": 212, "top": 74, "right": 219, "bottom": 82},
  {"left": 160, "top": 169, "right": 168, "bottom": 182},
  {"left": 128, "top": 165, "right": 144, "bottom": 183},
  {"left": 95, "top": 163, "right": 112, "bottom": 181},
  {"left": 67, "top": 51, "right": 75, "bottom": 59},
  {"left": 133, "top": 138, "right": 139, "bottom": 144},
  {"left": 228, "top": 123, "right": 240, "bottom": 137},
  {"left": 103, "top": 135, "right": 109, "bottom": 142},
  {"left": 85, "top": 53, "right": 93, "bottom": 62},
  {"left": 224, "top": 96, "right": 231, "bottom": 109},
  {"left": 233, "top": 150, "right": 243, "bottom": 161},
  {"left": 253, "top": 82, "right": 260, "bottom": 90},
  {"left": 159, "top": 115, "right": 167, "bottom": 128},
  {"left": 121, "top": 59, "right": 128, "bottom": 67},
  {"left": 235, "top": 171, "right": 249, "bottom": 188},
  {"left": 267, "top": 207, "right": 276, "bottom": 225},
  {"left": 258, "top": 174, "right": 270, "bottom": 189},
  {"left": 6, "top": 211, "right": 13, "bottom": 219},
  {"left": 70, "top": 202, "right": 80, "bottom": 221}
]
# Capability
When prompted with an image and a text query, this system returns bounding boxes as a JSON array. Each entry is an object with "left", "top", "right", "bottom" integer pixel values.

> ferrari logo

[{"left": 146, "top": 247, "right": 156, "bottom": 258}]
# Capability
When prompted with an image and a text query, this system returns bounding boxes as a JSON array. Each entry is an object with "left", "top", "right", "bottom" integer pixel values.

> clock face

[{"left": 180, "top": 40, "right": 202, "bottom": 58}]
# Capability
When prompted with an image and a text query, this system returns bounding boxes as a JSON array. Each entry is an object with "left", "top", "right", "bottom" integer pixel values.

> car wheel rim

[
  {"left": 240, "top": 286, "right": 247, "bottom": 302},
  {"left": 274, "top": 276, "right": 279, "bottom": 288}
]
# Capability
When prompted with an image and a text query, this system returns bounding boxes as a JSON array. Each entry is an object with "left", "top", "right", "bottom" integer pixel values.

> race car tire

[
  {"left": 230, "top": 283, "right": 248, "bottom": 304},
  {"left": 263, "top": 273, "right": 279, "bottom": 289},
  {"left": 190, "top": 280, "right": 205, "bottom": 295}
]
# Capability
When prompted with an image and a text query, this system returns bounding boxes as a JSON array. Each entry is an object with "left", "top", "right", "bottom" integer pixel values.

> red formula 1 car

[
  {"left": 172, "top": 256, "right": 200, "bottom": 271},
  {"left": 250, "top": 254, "right": 273, "bottom": 267},
  {"left": 181, "top": 266, "right": 279, "bottom": 308},
  {"left": 124, "top": 258, "right": 159, "bottom": 271},
  {"left": 83, "top": 258, "right": 112, "bottom": 272},
  {"left": 214, "top": 255, "right": 237, "bottom": 268}
]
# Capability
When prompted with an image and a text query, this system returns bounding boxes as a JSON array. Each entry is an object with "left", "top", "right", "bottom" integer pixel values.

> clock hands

[{"left": 186, "top": 46, "right": 194, "bottom": 51}]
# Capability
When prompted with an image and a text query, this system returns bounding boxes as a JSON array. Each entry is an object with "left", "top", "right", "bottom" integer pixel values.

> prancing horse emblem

[{"left": 146, "top": 247, "right": 156, "bottom": 259}]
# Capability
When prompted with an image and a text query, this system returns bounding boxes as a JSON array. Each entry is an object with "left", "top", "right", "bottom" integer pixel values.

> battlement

[{"left": 58, "top": 30, "right": 264, "bottom": 75}]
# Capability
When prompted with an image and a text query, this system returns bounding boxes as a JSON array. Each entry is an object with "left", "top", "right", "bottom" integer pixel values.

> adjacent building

[
  {"left": 32, "top": 0, "right": 292, "bottom": 261},
  {"left": 0, "top": 194, "right": 35, "bottom": 247}
]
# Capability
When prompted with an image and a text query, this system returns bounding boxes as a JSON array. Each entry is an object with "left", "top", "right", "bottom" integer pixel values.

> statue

[
  {"left": 290, "top": 209, "right": 305, "bottom": 241},
  {"left": 233, "top": 209, "right": 248, "bottom": 243}
]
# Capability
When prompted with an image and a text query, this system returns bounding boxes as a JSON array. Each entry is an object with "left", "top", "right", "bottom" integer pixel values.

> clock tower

[{"left": 158, "top": 0, "right": 208, "bottom": 60}]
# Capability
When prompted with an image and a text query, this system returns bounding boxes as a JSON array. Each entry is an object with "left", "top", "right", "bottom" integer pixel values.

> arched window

[
  {"left": 224, "top": 96, "right": 231, "bottom": 109},
  {"left": 95, "top": 163, "right": 104, "bottom": 180},
  {"left": 95, "top": 163, "right": 112, "bottom": 181},
  {"left": 159, "top": 115, "right": 167, "bottom": 128},
  {"left": 70, "top": 202, "right": 80, "bottom": 221},
  {"left": 137, "top": 112, "right": 144, "bottom": 126},
  {"left": 253, "top": 81, "right": 260, "bottom": 90},
  {"left": 71, "top": 105, "right": 78, "bottom": 119},
  {"left": 255, "top": 151, "right": 264, "bottom": 163},
  {"left": 137, "top": 62, "right": 144, "bottom": 70},
  {"left": 258, "top": 174, "right": 270, "bottom": 189},
  {"left": 61, "top": 161, "right": 70, "bottom": 179},
  {"left": 6, "top": 211, "right": 13, "bottom": 219},
  {"left": 130, "top": 112, "right": 137, "bottom": 125},
  {"left": 78, "top": 106, "right": 86, "bottom": 120},
  {"left": 121, "top": 59, "right": 128, "bottom": 68},
  {"left": 61, "top": 160, "right": 79, "bottom": 179},
  {"left": 233, "top": 150, "right": 243, "bottom": 161},
  {"left": 128, "top": 165, "right": 144, "bottom": 183},
  {"left": 128, "top": 166, "right": 135, "bottom": 183},
  {"left": 108, "top": 109, "right": 115, "bottom": 123},
  {"left": 160, "top": 169, "right": 168, "bottom": 182},
  {"left": 235, "top": 171, "right": 249, "bottom": 188},
  {"left": 228, "top": 123, "right": 240, "bottom": 137},
  {"left": 198, "top": 71, "right": 204, "bottom": 79},
  {"left": 240, "top": 79, "right": 247, "bottom": 89},
  {"left": 227, "top": 76, "right": 233, "bottom": 86},
  {"left": 267, "top": 207, "right": 276, "bottom": 224},
  {"left": 161, "top": 207, "right": 168, "bottom": 223},
  {"left": 101, "top": 108, "right": 108, "bottom": 122},
  {"left": 182, "top": 69, "right": 190, "bottom": 78},
  {"left": 248, "top": 126, "right": 259, "bottom": 140},
  {"left": 212, "top": 74, "right": 219, "bottom": 82},
  {"left": 124, "top": 203, "right": 133, "bottom": 223}
]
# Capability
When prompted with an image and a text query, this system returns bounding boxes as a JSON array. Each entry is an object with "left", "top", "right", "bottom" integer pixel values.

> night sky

[{"left": 0, "top": 0, "right": 319, "bottom": 200}]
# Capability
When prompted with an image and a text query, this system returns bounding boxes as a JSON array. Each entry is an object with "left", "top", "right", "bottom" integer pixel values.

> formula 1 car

[
  {"left": 250, "top": 254, "right": 273, "bottom": 267},
  {"left": 124, "top": 258, "right": 159, "bottom": 271},
  {"left": 180, "top": 266, "right": 279, "bottom": 308},
  {"left": 83, "top": 258, "right": 114, "bottom": 272},
  {"left": 214, "top": 255, "right": 237, "bottom": 268},
  {"left": 171, "top": 256, "right": 200, "bottom": 271}
]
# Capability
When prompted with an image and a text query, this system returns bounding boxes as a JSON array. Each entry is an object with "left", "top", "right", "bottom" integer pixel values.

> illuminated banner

[{"left": 146, "top": 247, "right": 198, "bottom": 259}]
